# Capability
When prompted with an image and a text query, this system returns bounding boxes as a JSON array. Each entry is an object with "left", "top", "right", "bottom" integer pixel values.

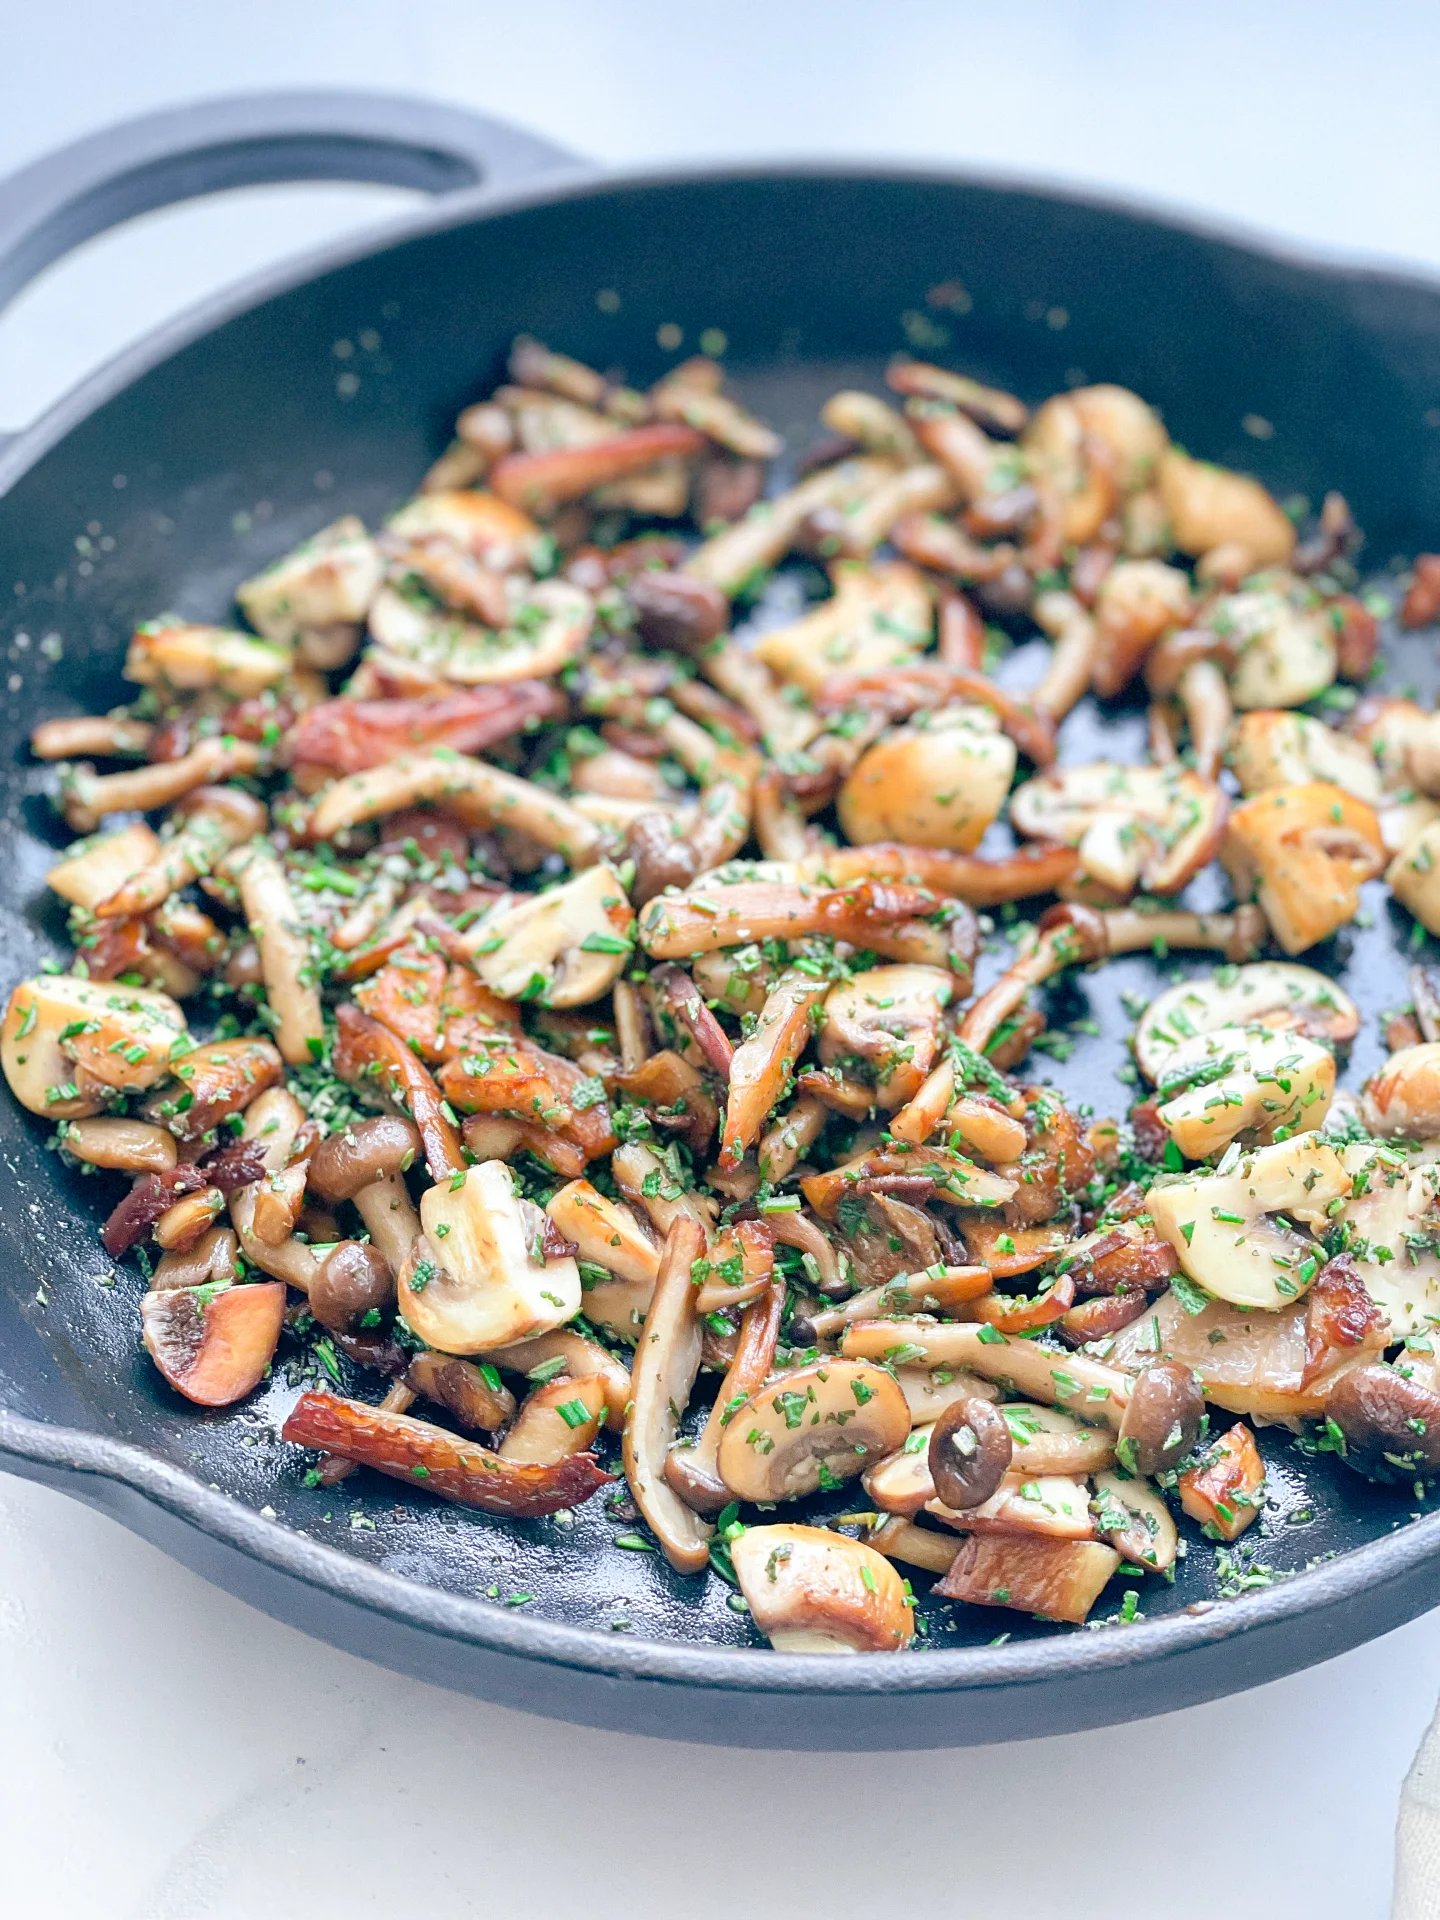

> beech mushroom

[
  {"left": 1032, "top": 591, "right": 1100, "bottom": 721},
  {"left": 718, "top": 973, "right": 830, "bottom": 1171},
  {"left": 141, "top": 1280, "right": 286, "bottom": 1407},
  {"left": 1143, "top": 628, "right": 1236, "bottom": 780},
  {"left": 730, "top": 1524, "right": 914, "bottom": 1653},
  {"left": 1146, "top": 1132, "right": 1349, "bottom": 1311},
  {"left": 837, "top": 708, "right": 1017, "bottom": 853},
  {"left": 1100, "top": 903, "right": 1268, "bottom": 965},
  {"left": 308, "top": 1114, "right": 423, "bottom": 1276},
  {"left": 31, "top": 713, "right": 154, "bottom": 761},
  {"left": 397, "top": 1160, "right": 581, "bottom": 1353},
  {"left": 1223, "top": 782, "right": 1385, "bottom": 954},
  {"left": 926, "top": 1397, "right": 1014, "bottom": 1509},
  {"left": 59, "top": 737, "right": 263, "bottom": 835},
  {"left": 1134, "top": 962, "right": 1359, "bottom": 1085},
  {"left": 481, "top": 1328, "right": 631, "bottom": 1432},
  {"left": 1326, "top": 1363, "right": 1440, "bottom": 1481},
  {"left": 2, "top": 974, "right": 187, "bottom": 1119},
  {"left": 715, "top": 1357, "right": 911, "bottom": 1503},
  {"left": 666, "top": 1280, "right": 785, "bottom": 1513},
  {"left": 1009, "top": 763, "right": 1227, "bottom": 899}
]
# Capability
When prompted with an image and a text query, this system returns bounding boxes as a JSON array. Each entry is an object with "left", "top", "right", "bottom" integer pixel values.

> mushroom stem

[
  {"left": 353, "top": 1176, "right": 422, "bottom": 1276},
  {"left": 621, "top": 1216, "right": 715, "bottom": 1572},
  {"left": 1100, "top": 902, "right": 1267, "bottom": 963},
  {"left": 719, "top": 976, "right": 829, "bottom": 1171},
  {"left": 1032, "top": 591, "right": 1099, "bottom": 721},
  {"left": 316, "top": 1381, "right": 416, "bottom": 1487},
  {"left": 665, "top": 1279, "right": 785, "bottom": 1514},
  {"left": 94, "top": 787, "right": 267, "bottom": 918},
  {"left": 958, "top": 905, "right": 1107, "bottom": 1055},
  {"left": 60, "top": 738, "right": 262, "bottom": 833},
  {"left": 31, "top": 714, "right": 154, "bottom": 760},
  {"left": 757, "top": 1093, "right": 827, "bottom": 1184},
  {"left": 1178, "top": 657, "right": 1233, "bottom": 782}
]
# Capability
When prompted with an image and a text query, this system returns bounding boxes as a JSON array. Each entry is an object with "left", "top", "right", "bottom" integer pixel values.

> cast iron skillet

[{"left": 3, "top": 91, "right": 1440, "bottom": 1751}]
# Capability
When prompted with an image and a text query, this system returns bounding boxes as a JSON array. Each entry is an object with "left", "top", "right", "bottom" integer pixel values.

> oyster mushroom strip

[
  {"left": 1009, "top": 762, "right": 1228, "bottom": 901},
  {"left": 730, "top": 1524, "right": 914, "bottom": 1654},
  {"left": 1144, "top": 628, "right": 1236, "bottom": 781},
  {"left": 332, "top": 1003, "right": 464, "bottom": 1182},
  {"left": 213, "top": 843, "right": 322, "bottom": 1066},
  {"left": 282, "top": 1389, "right": 609, "bottom": 1516},
  {"left": 123, "top": 618, "right": 294, "bottom": 696},
  {"left": 683, "top": 456, "right": 902, "bottom": 596},
  {"left": 1223, "top": 781, "right": 1385, "bottom": 956},
  {"left": 820, "top": 389, "right": 925, "bottom": 461},
  {"left": 886, "top": 358, "right": 1029, "bottom": 436},
  {"left": 1133, "top": 961, "right": 1360, "bottom": 1085},
  {"left": 718, "top": 972, "right": 830, "bottom": 1173},
  {"left": 288, "top": 680, "right": 564, "bottom": 780},
  {"left": 59, "top": 735, "right": 264, "bottom": 834},
  {"left": 888, "top": 512, "right": 1020, "bottom": 587},
  {"left": 1031, "top": 592, "right": 1099, "bottom": 722},
  {"left": 31, "top": 713, "right": 154, "bottom": 760},
  {"left": 651, "top": 963, "right": 735, "bottom": 1075},
  {"left": 306, "top": 749, "right": 604, "bottom": 869},
  {"left": 800, "top": 1264, "right": 994, "bottom": 1340},
  {"left": 638, "top": 877, "right": 973, "bottom": 976},
  {"left": 666, "top": 1279, "right": 786, "bottom": 1513},
  {"left": 621, "top": 1216, "right": 715, "bottom": 1572},
  {"left": 815, "top": 662, "right": 1056, "bottom": 769},
  {"left": 91, "top": 786, "right": 267, "bottom": 920},
  {"left": 800, "top": 1143, "right": 1015, "bottom": 1219},
  {"left": 803, "top": 840, "right": 1082, "bottom": 907},
  {"left": 489, "top": 422, "right": 704, "bottom": 515},
  {"left": 840, "top": 1319, "right": 1133, "bottom": 1429}
]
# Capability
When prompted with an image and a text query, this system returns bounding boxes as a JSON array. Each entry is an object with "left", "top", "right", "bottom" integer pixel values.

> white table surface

[{"left": 4, "top": 6, "right": 1440, "bottom": 1913}]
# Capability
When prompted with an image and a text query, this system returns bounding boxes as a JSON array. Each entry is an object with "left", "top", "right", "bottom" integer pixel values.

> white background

[{"left": 4, "top": 5, "right": 1440, "bottom": 1914}]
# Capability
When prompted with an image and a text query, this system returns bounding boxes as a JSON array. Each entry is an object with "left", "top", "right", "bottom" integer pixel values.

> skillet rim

[{"left": 5, "top": 151, "right": 1440, "bottom": 1702}]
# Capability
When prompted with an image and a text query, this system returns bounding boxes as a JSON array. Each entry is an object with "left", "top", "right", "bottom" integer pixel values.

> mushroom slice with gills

[
  {"left": 62, "top": 1116, "right": 178, "bottom": 1173},
  {"left": 611, "top": 1141, "right": 718, "bottom": 1245},
  {"left": 935, "top": 1533, "right": 1120, "bottom": 1626},
  {"left": 886, "top": 359, "right": 1029, "bottom": 436},
  {"left": 149, "top": 1225, "right": 241, "bottom": 1291},
  {"left": 92, "top": 786, "right": 267, "bottom": 920},
  {"left": 306, "top": 750, "right": 602, "bottom": 871},
  {"left": 405, "top": 1350, "right": 516, "bottom": 1432},
  {"left": 1229, "top": 709, "right": 1385, "bottom": 805},
  {"left": 730, "top": 1525, "right": 915, "bottom": 1654},
  {"left": 383, "top": 488, "right": 545, "bottom": 573},
  {"left": 817, "top": 964, "right": 953, "bottom": 1111},
  {"left": 1156, "top": 448, "right": 1297, "bottom": 569},
  {"left": 613, "top": 1048, "right": 718, "bottom": 1159},
  {"left": 479, "top": 1328, "right": 631, "bottom": 1432},
  {"left": 666, "top": 1279, "right": 785, "bottom": 1514},
  {"left": 1143, "top": 628, "right": 1236, "bottom": 781},
  {"left": 544, "top": 1179, "right": 661, "bottom": 1292},
  {"left": 717, "top": 972, "right": 829, "bottom": 1172},
  {"left": 141, "top": 1280, "right": 286, "bottom": 1407},
  {"left": 282, "top": 1389, "right": 609, "bottom": 1517},
  {"left": 289, "top": 681, "right": 563, "bottom": 781},
  {"left": 141, "top": 1036, "right": 284, "bottom": 1136},
  {"left": 307, "top": 1114, "right": 423, "bottom": 1277},
  {"left": 1089, "top": 1471, "right": 1179, "bottom": 1575},
  {"left": 1009, "top": 762, "right": 1227, "bottom": 900},
  {"left": 621, "top": 1216, "right": 714, "bottom": 1572},
  {"left": 497, "top": 1373, "right": 607, "bottom": 1466},
  {"left": 1210, "top": 579, "right": 1338, "bottom": 710},
  {"left": 1, "top": 974, "right": 187, "bottom": 1119},
  {"left": 237, "top": 515, "right": 383, "bottom": 645},
  {"left": 396, "top": 1160, "right": 581, "bottom": 1354},
  {"left": 1151, "top": 1024, "right": 1336, "bottom": 1159},
  {"left": 46, "top": 822, "right": 161, "bottom": 912},
  {"left": 489, "top": 422, "right": 704, "bottom": 515},
  {"left": 332, "top": 1004, "right": 465, "bottom": 1181},
  {"left": 1177, "top": 1422, "right": 1266, "bottom": 1542},
  {"left": 123, "top": 619, "right": 292, "bottom": 697},
  {"left": 1146, "top": 1132, "right": 1349, "bottom": 1312},
  {"left": 1090, "top": 560, "right": 1193, "bottom": 698},
  {"left": 1133, "top": 962, "right": 1359, "bottom": 1086},
  {"left": 649, "top": 963, "right": 735, "bottom": 1077},
  {"left": 800, "top": 1142, "right": 1015, "bottom": 1220},
  {"left": 960, "top": 1219, "right": 1072, "bottom": 1280},
  {"left": 459, "top": 865, "right": 634, "bottom": 1009},
  {"left": 715, "top": 1357, "right": 911, "bottom": 1504},
  {"left": 841, "top": 1319, "right": 1132, "bottom": 1429},
  {"left": 837, "top": 708, "right": 1017, "bottom": 854},
  {"left": 1325, "top": 1363, "right": 1440, "bottom": 1482},
  {"left": 753, "top": 560, "right": 933, "bottom": 696},
  {"left": 691, "top": 1220, "right": 775, "bottom": 1316},
  {"left": 1053, "top": 1218, "right": 1178, "bottom": 1302},
  {"left": 1222, "top": 782, "right": 1385, "bottom": 955},
  {"left": 366, "top": 576, "right": 594, "bottom": 685},
  {"left": 652, "top": 368, "right": 783, "bottom": 460},
  {"left": 683, "top": 454, "right": 898, "bottom": 597},
  {"left": 222, "top": 844, "right": 323, "bottom": 1067}
]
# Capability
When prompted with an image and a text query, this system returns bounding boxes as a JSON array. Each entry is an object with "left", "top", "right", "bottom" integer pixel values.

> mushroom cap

[
  {"left": 730, "top": 1524, "right": 915, "bottom": 1653},
  {"left": 309, "top": 1113, "right": 424, "bottom": 1204},
  {"left": 462, "top": 863, "right": 635, "bottom": 1008},
  {"left": 838, "top": 709, "right": 1016, "bottom": 853},
  {"left": 1154, "top": 1024, "right": 1336, "bottom": 1157},
  {"left": 1143, "top": 625, "right": 1237, "bottom": 699},
  {"left": 715, "top": 1358, "right": 911, "bottom": 1502},
  {"left": 1134, "top": 962, "right": 1360, "bottom": 1084}
]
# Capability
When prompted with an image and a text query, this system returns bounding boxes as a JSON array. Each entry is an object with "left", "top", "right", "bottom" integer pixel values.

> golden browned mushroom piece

[
  {"left": 1223, "top": 782, "right": 1385, "bottom": 954},
  {"left": 715, "top": 1358, "right": 911, "bottom": 1502},
  {"left": 1091, "top": 560, "right": 1194, "bottom": 698},
  {"left": 93, "top": 785, "right": 267, "bottom": 921},
  {"left": 665, "top": 1279, "right": 785, "bottom": 1514},
  {"left": 1010, "top": 763, "right": 1228, "bottom": 901},
  {"left": 731, "top": 1525, "right": 914, "bottom": 1653},
  {"left": 60, "top": 738, "right": 264, "bottom": 836},
  {"left": 1143, "top": 629, "right": 1238, "bottom": 781},
  {"left": 1157, "top": 449, "right": 1296, "bottom": 570},
  {"left": 622, "top": 1216, "right": 715, "bottom": 1573},
  {"left": 1, "top": 974, "right": 187, "bottom": 1119},
  {"left": 141, "top": 1281, "right": 287, "bottom": 1408}
]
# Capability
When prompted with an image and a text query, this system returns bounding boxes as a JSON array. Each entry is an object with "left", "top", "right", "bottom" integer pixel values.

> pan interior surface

[{"left": 1, "top": 170, "right": 1438, "bottom": 1667}]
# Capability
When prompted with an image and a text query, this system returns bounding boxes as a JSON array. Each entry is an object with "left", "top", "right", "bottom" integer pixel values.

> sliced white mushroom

[
  {"left": 930, "top": 1470, "right": 1095, "bottom": 1541},
  {"left": 715, "top": 1358, "right": 911, "bottom": 1502},
  {"left": 367, "top": 576, "right": 593, "bottom": 684},
  {"left": 236, "top": 515, "right": 384, "bottom": 644},
  {"left": 397, "top": 1160, "right": 581, "bottom": 1353},
  {"left": 124, "top": 620, "right": 291, "bottom": 696},
  {"left": 754, "top": 561, "right": 932, "bottom": 695},
  {"left": 1134, "top": 962, "right": 1360, "bottom": 1084},
  {"left": 1146, "top": 1131, "right": 1348, "bottom": 1311},
  {"left": 837, "top": 708, "right": 1016, "bottom": 853},
  {"left": 1230, "top": 710, "right": 1384, "bottom": 804},
  {"left": 622, "top": 1216, "right": 715, "bottom": 1573},
  {"left": 1156, "top": 450, "right": 1296, "bottom": 569},
  {"left": 816, "top": 964, "right": 954, "bottom": 1109},
  {"left": 460, "top": 864, "right": 634, "bottom": 1008},
  {"left": 1330, "top": 1139, "right": 1440, "bottom": 1339},
  {"left": 2, "top": 974, "right": 186, "bottom": 1118},
  {"left": 544, "top": 1178, "right": 661, "bottom": 1287},
  {"left": 1009, "top": 761, "right": 1226, "bottom": 897},
  {"left": 1090, "top": 1471, "right": 1178, "bottom": 1574},
  {"left": 730, "top": 1524, "right": 914, "bottom": 1653},
  {"left": 1223, "top": 782, "right": 1386, "bottom": 954},
  {"left": 1210, "top": 583, "right": 1337, "bottom": 710},
  {"left": 1154, "top": 1025, "right": 1335, "bottom": 1158}
]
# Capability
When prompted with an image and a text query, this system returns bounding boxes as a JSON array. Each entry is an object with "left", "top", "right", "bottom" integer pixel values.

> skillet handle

[{"left": 0, "top": 89, "right": 582, "bottom": 319}]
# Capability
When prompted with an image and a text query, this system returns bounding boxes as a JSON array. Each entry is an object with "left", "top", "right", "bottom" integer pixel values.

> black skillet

[{"left": 2, "top": 90, "right": 1440, "bottom": 1751}]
